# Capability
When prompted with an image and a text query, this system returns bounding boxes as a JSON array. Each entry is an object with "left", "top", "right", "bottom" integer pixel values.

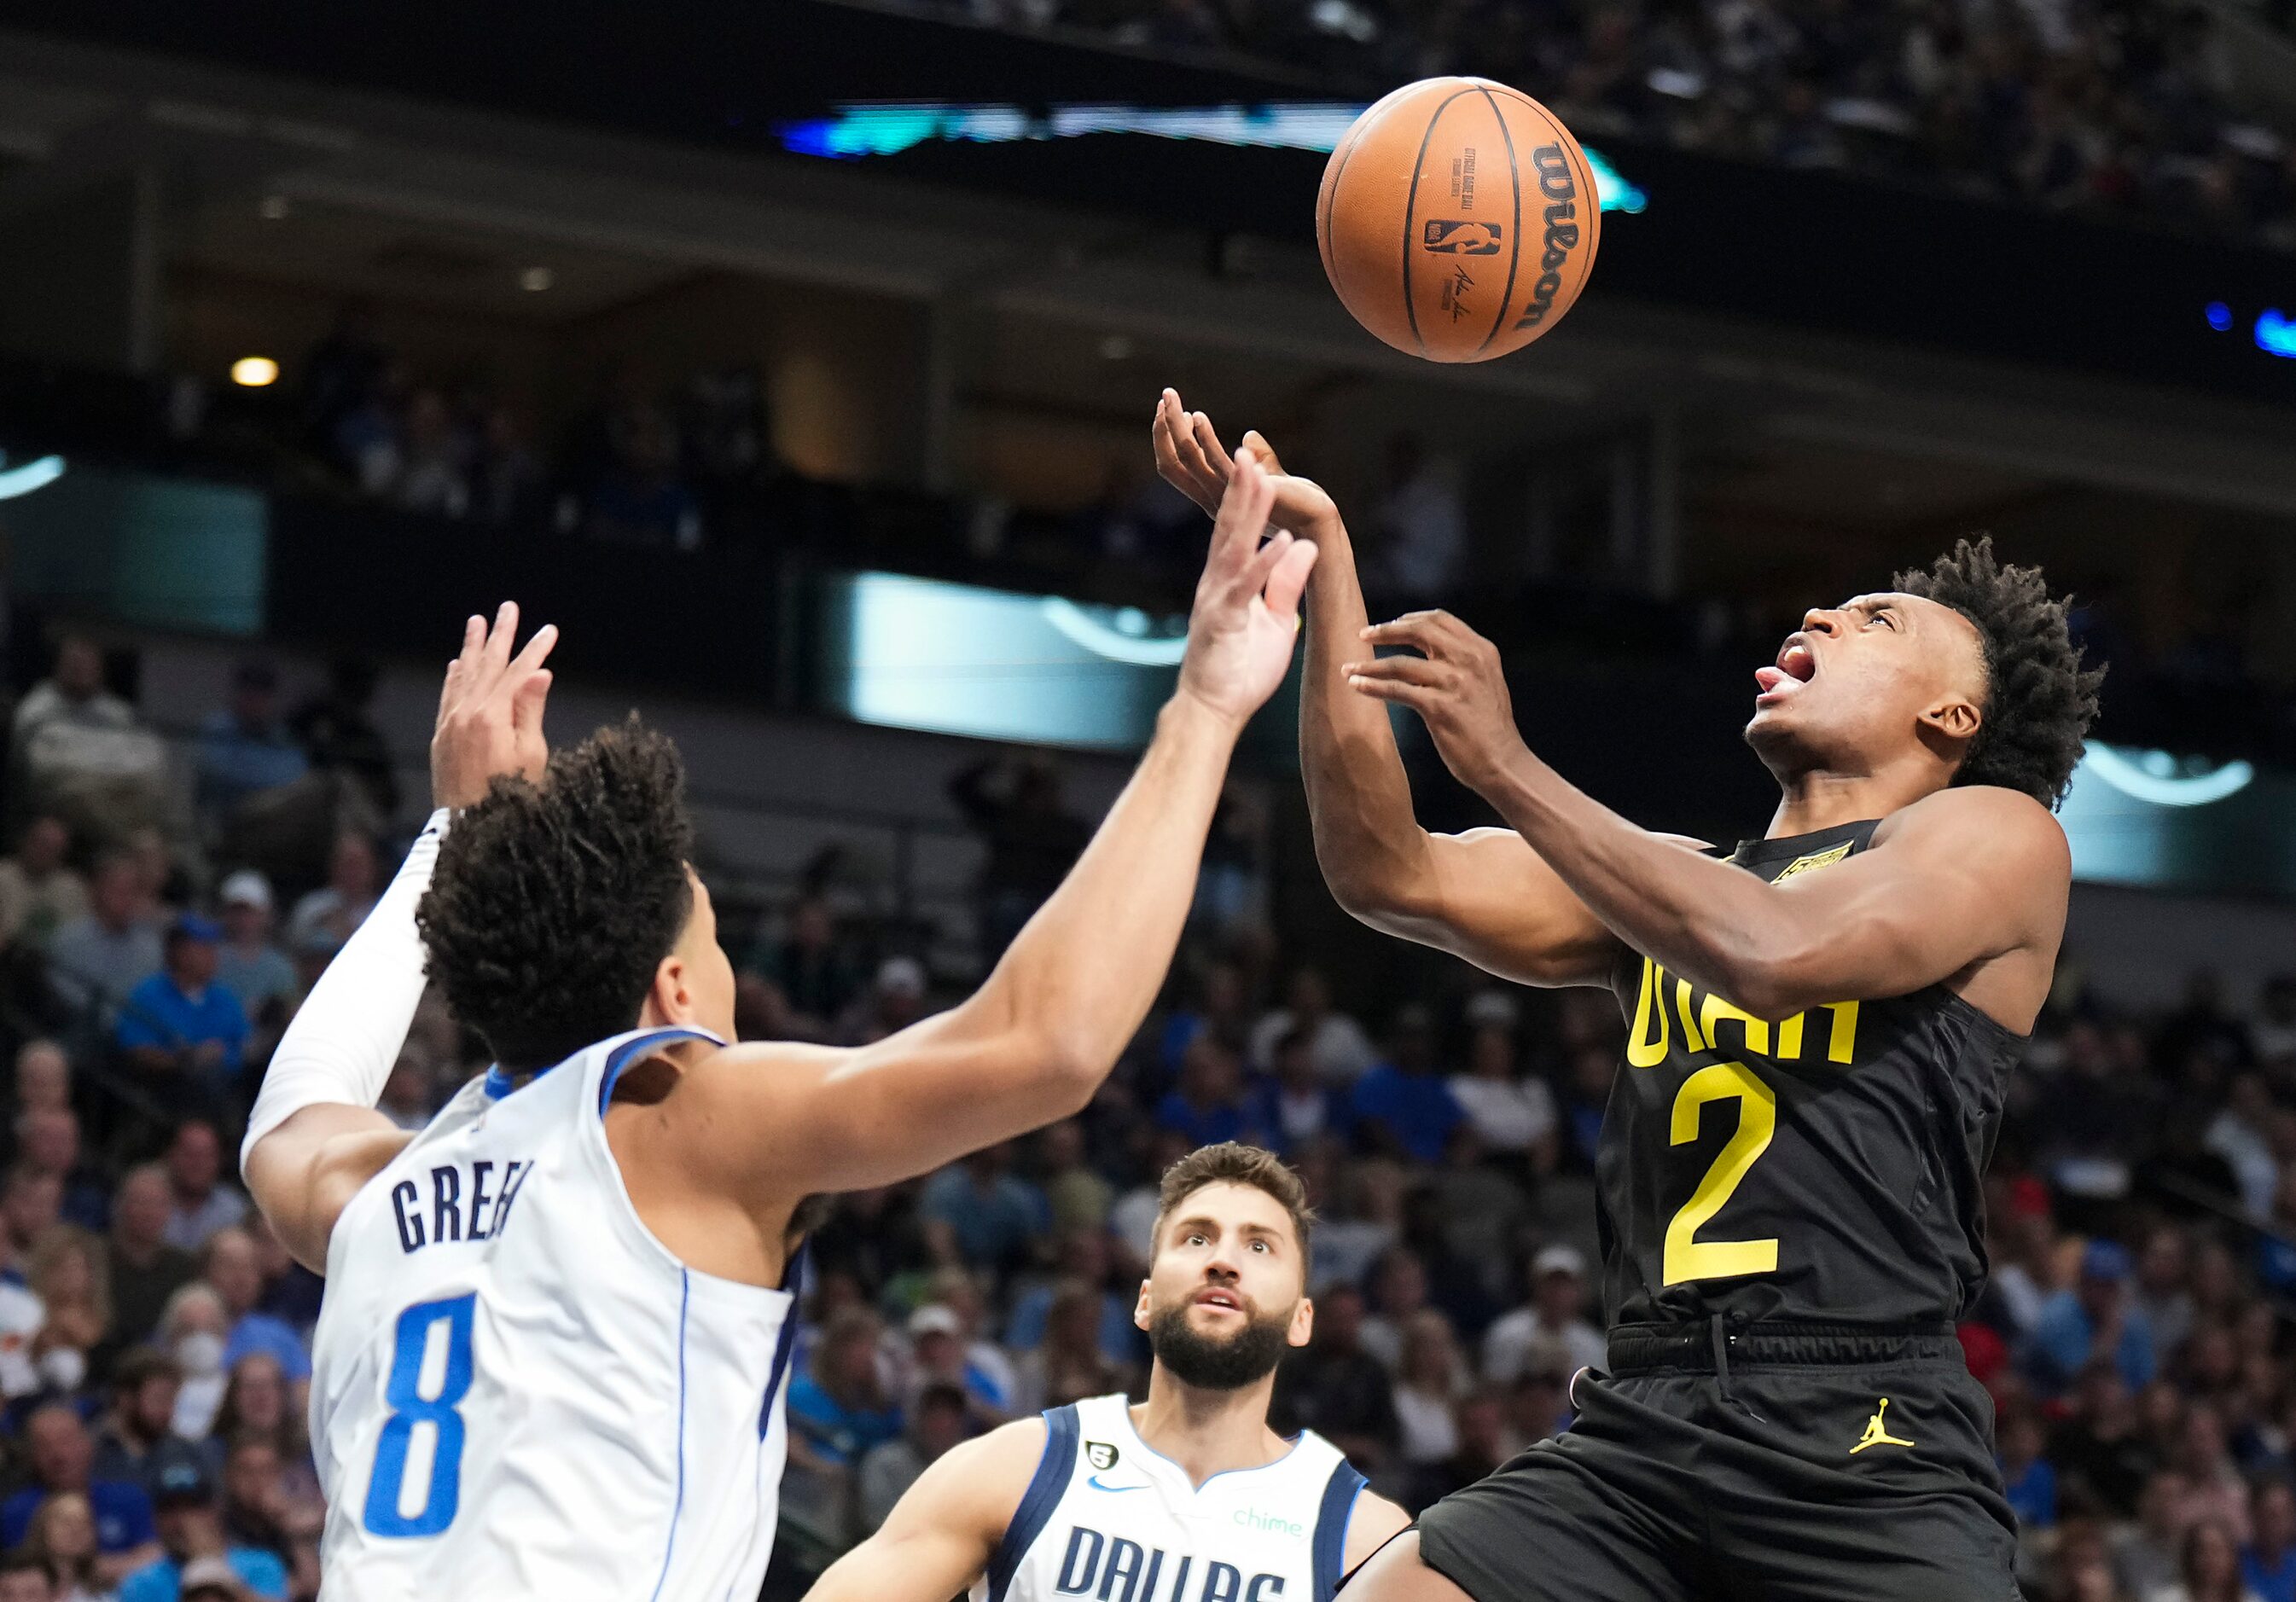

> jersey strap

[
  {"left": 598, "top": 1027, "right": 729, "bottom": 1114},
  {"left": 985, "top": 1405, "right": 1081, "bottom": 1602},
  {"left": 1310, "top": 1456, "right": 1369, "bottom": 1602}
]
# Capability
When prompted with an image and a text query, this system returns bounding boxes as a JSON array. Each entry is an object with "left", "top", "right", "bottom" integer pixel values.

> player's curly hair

[
  {"left": 1893, "top": 537, "right": 2104, "bottom": 810},
  {"left": 418, "top": 717, "right": 695, "bottom": 1072}
]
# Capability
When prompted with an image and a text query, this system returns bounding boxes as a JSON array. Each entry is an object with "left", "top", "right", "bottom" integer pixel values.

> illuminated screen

[
  {"left": 816, "top": 570, "right": 1298, "bottom": 754},
  {"left": 2059, "top": 744, "right": 2295, "bottom": 897},
  {"left": 777, "top": 102, "right": 1648, "bottom": 214}
]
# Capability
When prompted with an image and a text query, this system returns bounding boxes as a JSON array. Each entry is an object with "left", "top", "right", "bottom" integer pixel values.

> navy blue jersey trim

[
  {"left": 1312, "top": 1457, "right": 1369, "bottom": 1602},
  {"left": 599, "top": 1027, "right": 724, "bottom": 1115},
  {"left": 758, "top": 1249, "right": 808, "bottom": 1438},
  {"left": 985, "top": 1405, "right": 1080, "bottom": 1602}
]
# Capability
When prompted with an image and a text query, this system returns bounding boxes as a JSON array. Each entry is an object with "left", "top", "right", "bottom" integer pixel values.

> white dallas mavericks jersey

[
  {"left": 310, "top": 1026, "right": 799, "bottom": 1600},
  {"left": 974, "top": 1394, "right": 1367, "bottom": 1602}
]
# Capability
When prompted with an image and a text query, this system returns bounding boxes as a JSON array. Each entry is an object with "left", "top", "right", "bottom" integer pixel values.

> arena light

[
  {"left": 776, "top": 102, "right": 1648, "bottom": 213},
  {"left": 230, "top": 356, "right": 280, "bottom": 387},
  {"left": 2255, "top": 308, "right": 2296, "bottom": 360},
  {"left": 2079, "top": 743, "right": 2254, "bottom": 807},
  {"left": 0, "top": 454, "right": 63, "bottom": 501}
]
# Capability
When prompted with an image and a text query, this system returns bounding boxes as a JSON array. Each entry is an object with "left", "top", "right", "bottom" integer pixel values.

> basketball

[{"left": 1317, "top": 78, "right": 1602, "bottom": 363}]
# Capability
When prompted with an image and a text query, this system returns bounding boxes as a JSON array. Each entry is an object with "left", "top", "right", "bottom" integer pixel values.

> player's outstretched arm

[
  {"left": 243, "top": 604, "right": 556, "bottom": 1271},
  {"left": 802, "top": 1418, "right": 1047, "bottom": 1602},
  {"left": 1344, "top": 610, "right": 2071, "bottom": 1023},
  {"left": 1154, "top": 391, "right": 1635, "bottom": 989},
  {"left": 684, "top": 449, "right": 1317, "bottom": 1198}
]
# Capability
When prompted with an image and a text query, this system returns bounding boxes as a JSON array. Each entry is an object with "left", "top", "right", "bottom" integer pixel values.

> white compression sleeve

[{"left": 240, "top": 808, "right": 450, "bottom": 1175}]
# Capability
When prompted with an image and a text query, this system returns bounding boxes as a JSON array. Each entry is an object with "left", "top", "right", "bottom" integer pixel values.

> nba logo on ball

[{"left": 1317, "top": 78, "right": 1601, "bottom": 363}]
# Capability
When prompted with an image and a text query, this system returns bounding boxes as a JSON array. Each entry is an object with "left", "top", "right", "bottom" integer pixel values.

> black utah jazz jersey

[{"left": 1596, "top": 819, "right": 2026, "bottom": 1329}]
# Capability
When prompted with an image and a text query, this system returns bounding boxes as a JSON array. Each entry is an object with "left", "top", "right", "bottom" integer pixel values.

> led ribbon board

[{"left": 777, "top": 102, "right": 1648, "bottom": 214}]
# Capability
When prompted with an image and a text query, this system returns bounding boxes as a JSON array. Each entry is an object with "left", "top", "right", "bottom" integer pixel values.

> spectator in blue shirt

[
  {"left": 1154, "top": 1036, "right": 1262, "bottom": 1151},
  {"left": 1351, "top": 1007, "right": 1464, "bottom": 1166},
  {"left": 2247, "top": 1480, "right": 2296, "bottom": 1602},
  {"left": 193, "top": 659, "right": 308, "bottom": 836},
  {"left": 118, "top": 1457, "right": 288, "bottom": 1601},
  {"left": 786, "top": 1309, "right": 902, "bottom": 1544},
  {"left": 117, "top": 918, "right": 249, "bottom": 1109},
  {"left": 1997, "top": 1403, "right": 2057, "bottom": 1533},
  {"left": 0, "top": 1401, "right": 163, "bottom": 1585},
  {"left": 2027, "top": 1240, "right": 2157, "bottom": 1398},
  {"left": 201, "top": 1230, "right": 310, "bottom": 1384},
  {"left": 921, "top": 1145, "right": 1049, "bottom": 1276}
]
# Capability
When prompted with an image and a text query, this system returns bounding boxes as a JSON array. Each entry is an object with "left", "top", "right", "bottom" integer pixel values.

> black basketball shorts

[{"left": 1414, "top": 1322, "right": 2020, "bottom": 1602}]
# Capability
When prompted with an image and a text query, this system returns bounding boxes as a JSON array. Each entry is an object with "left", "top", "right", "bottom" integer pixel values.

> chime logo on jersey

[
  {"left": 1054, "top": 1527, "right": 1288, "bottom": 1602},
  {"left": 1086, "top": 1442, "right": 1120, "bottom": 1471}
]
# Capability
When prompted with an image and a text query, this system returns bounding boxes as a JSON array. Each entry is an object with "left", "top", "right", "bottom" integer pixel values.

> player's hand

[
  {"left": 1342, "top": 611, "right": 1528, "bottom": 796},
  {"left": 432, "top": 601, "right": 558, "bottom": 810},
  {"left": 1175, "top": 447, "right": 1319, "bottom": 729},
  {"left": 1153, "top": 390, "right": 1337, "bottom": 537}
]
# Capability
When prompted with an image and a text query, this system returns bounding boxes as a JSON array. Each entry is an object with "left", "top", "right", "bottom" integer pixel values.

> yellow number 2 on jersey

[{"left": 1663, "top": 1061, "right": 1779, "bottom": 1286}]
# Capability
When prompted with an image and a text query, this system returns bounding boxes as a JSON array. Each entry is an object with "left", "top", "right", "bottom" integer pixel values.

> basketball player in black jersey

[{"left": 1153, "top": 390, "right": 2102, "bottom": 1601}]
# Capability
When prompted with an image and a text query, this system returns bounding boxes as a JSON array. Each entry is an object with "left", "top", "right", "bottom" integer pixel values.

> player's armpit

[
  {"left": 802, "top": 1417, "right": 1049, "bottom": 1602},
  {"left": 1340, "top": 1489, "right": 1415, "bottom": 1580},
  {"left": 241, "top": 1107, "right": 412, "bottom": 1273},
  {"left": 677, "top": 1012, "right": 1105, "bottom": 1201},
  {"left": 1736, "top": 786, "right": 2069, "bottom": 1020},
  {"left": 1371, "top": 827, "right": 1706, "bottom": 989}
]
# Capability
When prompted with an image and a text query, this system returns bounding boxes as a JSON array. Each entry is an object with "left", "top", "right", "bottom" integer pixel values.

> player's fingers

[
  {"left": 510, "top": 668, "right": 553, "bottom": 731},
  {"left": 480, "top": 600, "right": 520, "bottom": 676},
  {"left": 1190, "top": 411, "right": 1235, "bottom": 480},
  {"left": 1153, "top": 401, "right": 1205, "bottom": 503},
  {"left": 1346, "top": 673, "right": 1433, "bottom": 711},
  {"left": 1337, "top": 653, "right": 1447, "bottom": 688},
  {"left": 1240, "top": 430, "right": 1288, "bottom": 479},
  {"left": 1210, "top": 450, "right": 1274, "bottom": 572},
  {"left": 1235, "top": 529, "right": 1297, "bottom": 600},
  {"left": 508, "top": 621, "right": 559, "bottom": 677},
  {"left": 1259, "top": 536, "right": 1319, "bottom": 623},
  {"left": 1358, "top": 613, "right": 1449, "bottom": 653},
  {"left": 1171, "top": 405, "right": 1224, "bottom": 493}
]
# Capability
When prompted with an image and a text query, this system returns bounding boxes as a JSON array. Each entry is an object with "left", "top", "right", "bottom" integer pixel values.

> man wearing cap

[
  {"left": 116, "top": 1458, "right": 287, "bottom": 1602},
  {"left": 211, "top": 874, "right": 296, "bottom": 1030},
  {"left": 193, "top": 659, "right": 306, "bottom": 838},
  {"left": 116, "top": 917, "right": 250, "bottom": 1112},
  {"left": 1481, "top": 1245, "right": 1607, "bottom": 1384},
  {"left": 2027, "top": 1239, "right": 2157, "bottom": 1398},
  {"left": 904, "top": 1303, "right": 1010, "bottom": 1428}
]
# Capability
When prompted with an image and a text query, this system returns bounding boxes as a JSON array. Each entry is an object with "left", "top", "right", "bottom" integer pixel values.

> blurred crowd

[
  {"left": 969, "top": 0, "right": 2296, "bottom": 247},
  {"left": 0, "top": 605, "right": 2283, "bottom": 1601},
  {"left": 280, "top": 307, "right": 780, "bottom": 554}
]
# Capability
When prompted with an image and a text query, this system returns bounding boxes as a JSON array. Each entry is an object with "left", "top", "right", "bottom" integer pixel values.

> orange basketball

[{"left": 1317, "top": 78, "right": 1602, "bottom": 363}]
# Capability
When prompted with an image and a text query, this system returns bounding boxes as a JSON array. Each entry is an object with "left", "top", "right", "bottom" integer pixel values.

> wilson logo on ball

[
  {"left": 1421, "top": 219, "right": 1503, "bottom": 256},
  {"left": 1512, "top": 144, "right": 1583, "bottom": 333}
]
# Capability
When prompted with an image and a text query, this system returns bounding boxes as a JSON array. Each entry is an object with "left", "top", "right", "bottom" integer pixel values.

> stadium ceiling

[{"left": 0, "top": 30, "right": 2292, "bottom": 518}]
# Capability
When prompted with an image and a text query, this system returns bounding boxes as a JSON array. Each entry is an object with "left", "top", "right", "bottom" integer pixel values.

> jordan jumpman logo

[{"left": 1851, "top": 1397, "right": 1915, "bottom": 1454}]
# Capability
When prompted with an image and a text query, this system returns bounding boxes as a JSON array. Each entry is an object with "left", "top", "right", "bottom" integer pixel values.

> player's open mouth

[
  {"left": 1193, "top": 1288, "right": 1243, "bottom": 1313},
  {"left": 1753, "top": 638, "right": 1817, "bottom": 705}
]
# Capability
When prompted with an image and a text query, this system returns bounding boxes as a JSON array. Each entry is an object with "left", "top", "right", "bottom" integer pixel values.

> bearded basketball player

[
  {"left": 805, "top": 1143, "right": 1410, "bottom": 1602},
  {"left": 1154, "top": 390, "right": 2101, "bottom": 1601}
]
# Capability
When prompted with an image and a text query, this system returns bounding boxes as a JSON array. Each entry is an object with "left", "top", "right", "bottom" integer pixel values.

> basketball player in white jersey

[
  {"left": 237, "top": 452, "right": 1319, "bottom": 1599},
  {"left": 805, "top": 1142, "right": 1411, "bottom": 1602}
]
